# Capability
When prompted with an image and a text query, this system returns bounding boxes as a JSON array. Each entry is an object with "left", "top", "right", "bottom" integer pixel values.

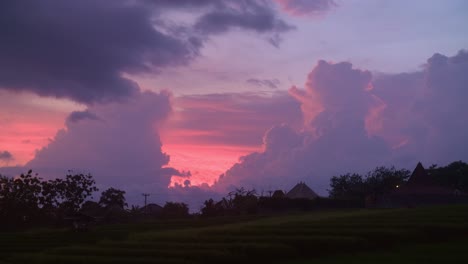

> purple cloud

[
  {"left": 66, "top": 110, "right": 101, "bottom": 125},
  {"left": 0, "top": 0, "right": 293, "bottom": 104},
  {"left": 21, "top": 91, "right": 177, "bottom": 189},
  {"left": 246, "top": 78, "right": 281, "bottom": 89},
  {"left": 372, "top": 50, "right": 468, "bottom": 166},
  {"left": 168, "top": 92, "right": 303, "bottom": 147},
  {"left": 215, "top": 50, "right": 468, "bottom": 194}
]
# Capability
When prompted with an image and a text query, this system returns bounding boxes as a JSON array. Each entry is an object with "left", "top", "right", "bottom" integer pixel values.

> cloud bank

[
  {"left": 0, "top": 0, "right": 293, "bottom": 104},
  {"left": 214, "top": 50, "right": 468, "bottom": 194}
]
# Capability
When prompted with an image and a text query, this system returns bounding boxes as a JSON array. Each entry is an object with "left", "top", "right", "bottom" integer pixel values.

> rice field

[{"left": 1, "top": 205, "right": 468, "bottom": 264}]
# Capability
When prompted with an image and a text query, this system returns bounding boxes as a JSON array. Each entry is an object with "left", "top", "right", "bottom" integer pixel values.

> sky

[{"left": 1, "top": 0, "right": 468, "bottom": 209}]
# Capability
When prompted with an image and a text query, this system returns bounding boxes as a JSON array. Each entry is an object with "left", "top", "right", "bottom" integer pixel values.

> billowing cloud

[
  {"left": 14, "top": 91, "right": 178, "bottom": 189},
  {"left": 275, "top": 0, "right": 337, "bottom": 17},
  {"left": 0, "top": 0, "right": 293, "bottom": 104},
  {"left": 372, "top": 50, "right": 468, "bottom": 165},
  {"left": 246, "top": 78, "right": 281, "bottom": 89},
  {"left": 215, "top": 60, "right": 389, "bottom": 193},
  {"left": 215, "top": 51, "right": 468, "bottom": 194}
]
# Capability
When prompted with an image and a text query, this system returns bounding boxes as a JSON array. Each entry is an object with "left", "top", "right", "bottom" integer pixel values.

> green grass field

[{"left": 1, "top": 205, "right": 467, "bottom": 264}]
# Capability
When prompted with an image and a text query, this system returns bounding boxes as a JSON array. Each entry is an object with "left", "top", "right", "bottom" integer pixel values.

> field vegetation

[{"left": 1, "top": 205, "right": 467, "bottom": 264}]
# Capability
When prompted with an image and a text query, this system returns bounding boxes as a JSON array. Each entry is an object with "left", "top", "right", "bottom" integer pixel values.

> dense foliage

[
  {"left": 328, "top": 166, "right": 411, "bottom": 200},
  {"left": 161, "top": 202, "right": 189, "bottom": 218},
  {"left": 428, "top": 161, "right": 468, "bottom": 192},
  {"left": 0, "top": 170, "right": 98, "bottom": 228},
  {"left": 99, "top": 188, "right": 127, "bottom": 209}
]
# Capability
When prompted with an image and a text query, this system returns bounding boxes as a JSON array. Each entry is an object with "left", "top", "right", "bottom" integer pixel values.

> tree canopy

[
  {"left": 99, "top": 187, "right": 127, "bottom": 209},
  {"left": 328, "top": 166, "right": 410, "bottom": 200}
]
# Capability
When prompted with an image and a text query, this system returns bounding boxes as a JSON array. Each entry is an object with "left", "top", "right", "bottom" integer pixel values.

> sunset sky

[{"left": 1, "top": 0, "right": 467, "bottom": 208}]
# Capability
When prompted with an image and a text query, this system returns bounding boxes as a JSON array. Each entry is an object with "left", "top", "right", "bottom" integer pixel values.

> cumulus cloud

[
  {"left": 246, "top": 78, "right": 281, "bottom": 89},
  {"left": 14, "top": 91, "right": 180, "bottom": 190},
  {"left": 275, "top": 0, "right": 337, "bottom": 17},
  {"left": 0, "top": 0, "right": 293, "bottom": 104},
  {"left": 372, "top": 50, "right": 468, "bottom": 166},
  {"left": 215, "top": 51, "right": 468, "bottom": 194},
  {"left": 215, "top": 60, "right": 390, "bottom": 193}
]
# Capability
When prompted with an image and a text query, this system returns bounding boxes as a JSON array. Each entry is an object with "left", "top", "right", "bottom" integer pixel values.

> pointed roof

[
  {"left": 407, "top": 162, "right": 436, "bottom": 187},
  {"left": 286, "top": 182, "right": 318, "bottom": 199},
  {"left": 395, "top": 162, "right": 455, "bottom": 195}
]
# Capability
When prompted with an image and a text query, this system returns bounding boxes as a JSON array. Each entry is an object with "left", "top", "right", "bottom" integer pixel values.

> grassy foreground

[{"left": 1, "top": 205, "right": 467, "bottom": 264}]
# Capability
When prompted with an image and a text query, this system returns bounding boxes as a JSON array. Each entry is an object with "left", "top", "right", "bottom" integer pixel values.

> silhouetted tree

[
  {"left": 329, "top": 166, "right": 410, "bottom": 200},
  {"left": 428, "top": 161, "right": 468, "bottom": 192},
  {"left": 201, "top": 199, "right": 225, "bottom": 217},
  {"left": 0, "top": 170, "right": 43, "bottom": 224},
  {"left": 161, "top": 202, "right": 189, "bottom": 218},
  {"left": 365, "top": 166, "right": 410, "bottom": 195},
  {"left": 0, "top": 170, "right": 48, "bottom": 226},
  {"left": 230, "top": 188, "right": 258, "bottom": 214},
  {"left": 80, "top": 201, "right": 102, "bottom": 216},
  {"left": 99, "top": 188, "right": 127, "bottom": 209},
  {"left": 54, "top": 171, "right": 98, "bottom": 214},
  {"left": 329, "top": 173, "right": 366, "bottom": 199}
]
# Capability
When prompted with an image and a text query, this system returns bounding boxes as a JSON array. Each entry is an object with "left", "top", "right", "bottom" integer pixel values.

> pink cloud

[
  {"left": 275, "top": 0, "right": 337, "bottom": 18},
  {"left": 215, "top": 60, "right": 388, "bottom": 193},
  {"left": 5, "top": 91, "right": 177, "bottom": 192},
  {"left": 215, "top": 50, "right": 468, "bottom": 195}
]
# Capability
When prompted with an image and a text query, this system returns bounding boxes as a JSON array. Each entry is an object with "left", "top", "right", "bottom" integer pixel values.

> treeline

[
  {"left": 328, "top": 161, "right": 468, "bottom": 201},
  {"left": 199, "top": 188, "right": 360, "bottom": 217},
  {"left": 198, "top": 161, "right": 468, "bottom": 217},
  {"left": 0, "top": 170, "right": 98, "bottom": 228},
  {"left": 1, "top": 161, "right": 467, "bottom": 227},
  {"left": 0, "top": 170, "right": 190, "bottom": 229}
]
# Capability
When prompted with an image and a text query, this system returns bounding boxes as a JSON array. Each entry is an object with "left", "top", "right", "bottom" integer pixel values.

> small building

[
  {"left": 141, "top": 203, "right": 163, "bottom": 215},
  {"left": 286, "top": 182, "right": 318, "bottom": 200},
  {"left": 373, "top": 162, "right": 468, "bottom": 208}
]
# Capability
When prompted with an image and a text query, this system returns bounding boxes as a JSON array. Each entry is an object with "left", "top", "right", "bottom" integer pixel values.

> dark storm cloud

[
  {"left": 0, "top": 0, "right": 203, "bottom": 104},
  {"left": 193, "top": 0, "right": 294, "bottom": 47},
  {"left": 0, "top": 0, "right": 293, "bottom": 104},
  {"left": 153, "top": 0, "right": 295, "bottom": 47}
]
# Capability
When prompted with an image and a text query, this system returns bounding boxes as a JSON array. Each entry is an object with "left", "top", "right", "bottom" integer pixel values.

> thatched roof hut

[{"left": 286, "top": 182, "right": 318, "bottom": 200}]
